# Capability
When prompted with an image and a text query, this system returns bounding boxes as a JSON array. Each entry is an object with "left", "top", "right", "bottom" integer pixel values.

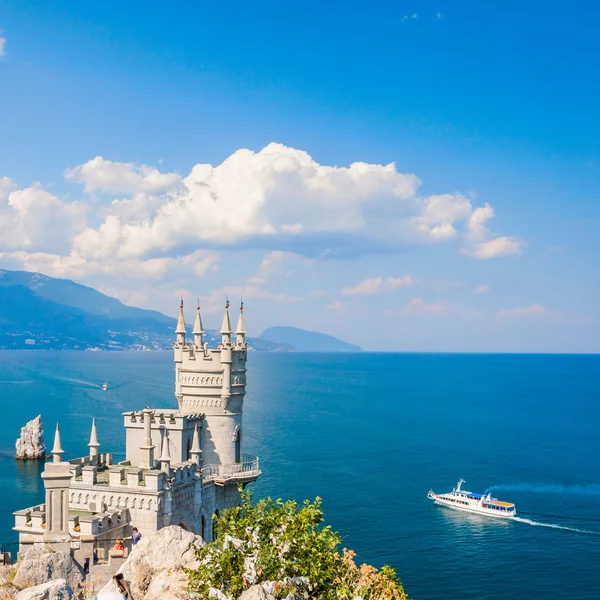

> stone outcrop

[
  {"left": 12, "top": 548, "right": 82, "bottom": 592},
  {"left": 15, "top": 416, "right": 46, "bottom": 460},
  {"left": 238, "top": 585, "right": 275, "bottom": 600},
  {"left": 14, "top": 579, "right": 71, "bottom": 600},
  {"left": 101, "top": 526, "right": 203, "bottom": 600}
]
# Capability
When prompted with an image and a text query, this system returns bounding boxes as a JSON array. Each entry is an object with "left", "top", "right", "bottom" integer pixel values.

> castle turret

[
  {"left": 88, "top": 418, "right": 100, "bottom": 464},
  {"left": 190, "top": 422, "right": 202, "bottom": 466},
  {"left": 220, "top": 300, "right": 232, "bottom": 345},
  {"left": 236, "top": 301, "right": 246, "bottom": 348},
  {"left": 193, "top": 301, "right": 204, "bottom": 349},
  {"left": 176, "top": 298, "right": 186, "bottom": 346},
  {"left": 51, "top": 423, "right": 64, "bottom": 463},
  {"left": 42, "top": 423, "right": 71, "bottom": 548},
  {"left": 139, "top": 408, "right": 156, "bottom": 468},
  {"left": 159, "top": 429, "right": 171, "bottom": 474}
]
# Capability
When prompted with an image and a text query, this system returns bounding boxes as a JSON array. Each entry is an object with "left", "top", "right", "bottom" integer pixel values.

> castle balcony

[{"left": 202, "top": 454, "right": 261, "bottom": 486}]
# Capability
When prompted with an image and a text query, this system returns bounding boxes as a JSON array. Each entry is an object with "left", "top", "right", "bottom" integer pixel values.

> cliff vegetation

[{"left": 188, "top": 490, "right": 407, "bottom": 600}]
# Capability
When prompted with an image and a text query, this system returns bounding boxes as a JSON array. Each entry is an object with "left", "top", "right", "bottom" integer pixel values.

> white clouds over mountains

[{"left": 0, "top": 143, "right": 523, "bottom": 285}]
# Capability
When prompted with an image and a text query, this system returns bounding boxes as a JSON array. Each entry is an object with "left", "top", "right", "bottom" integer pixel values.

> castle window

[
  {"left": 201, "top": 515, "right": 206, "bottom": 540},
  {"left": 212, "top": 510, "right": 219, "bottom": 541},
  {"left": 234, "top": 429, "right": 241, "bottom": 463}
]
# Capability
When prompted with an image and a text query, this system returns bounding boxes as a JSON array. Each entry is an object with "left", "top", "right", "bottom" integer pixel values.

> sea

[{"left": 0, "top": 350, "right": 599, "bottom": 600}]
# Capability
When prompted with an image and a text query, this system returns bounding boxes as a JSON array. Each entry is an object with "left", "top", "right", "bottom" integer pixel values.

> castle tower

[
  {"left": 174, "top": 299, "right": 248, "bottom": 466},
  {"left": 41, "top": 424, "right": 72, "bottom": 548}
]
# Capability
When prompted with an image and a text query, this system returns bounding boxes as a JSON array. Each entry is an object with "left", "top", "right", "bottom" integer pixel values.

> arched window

[
  {"left": 212, "top": 510, "right": 219, "bottom": 541},
  {"left": 234, "top": 429, "right": 241, "bottom": 463}
]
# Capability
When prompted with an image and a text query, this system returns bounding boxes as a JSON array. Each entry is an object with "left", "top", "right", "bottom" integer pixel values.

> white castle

[{"left": 13, "top": 300, "right": 260, "bottom": 572}]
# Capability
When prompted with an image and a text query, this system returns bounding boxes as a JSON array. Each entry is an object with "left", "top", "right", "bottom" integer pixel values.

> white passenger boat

[
  {"left": 102, "top": 382, "right": 108, "bottom": 391},
  {"left": 428, "top": 479, "right": 516, "bottom": 519}
]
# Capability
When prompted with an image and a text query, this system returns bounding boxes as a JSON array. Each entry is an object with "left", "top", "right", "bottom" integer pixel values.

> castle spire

[
  {"left": 51, "top": 423, "right": 64, "bottom": 463},
  {"left": 190, "top": 422, "right": 202, "bottom": 466},
  {"left": 176, "top": 297, "right": 186, "bottom": 343},
  {"left": 160, "top": 429, "right": 171, "bottom": 473},
  {"left": 88, "top": 418, "right": 100, "bottom": 461},
  {"left": 220, "top": 298, "right": 232, "bottom": 344},
  {"left": 236, "top": 299, "right": 246, "bottom": 346},
  {"left": 193, "top": 300, "right": 204, "bottom": 347}
]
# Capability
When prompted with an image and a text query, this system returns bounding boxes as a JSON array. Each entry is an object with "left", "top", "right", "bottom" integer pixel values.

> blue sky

[{"left": 0, "top": 0, "right": 598, "bottom": 352}]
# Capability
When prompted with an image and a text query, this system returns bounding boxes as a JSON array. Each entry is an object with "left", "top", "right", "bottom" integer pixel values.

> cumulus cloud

[
  {"left": 342, "top": 275, "right": 414, "bottom": 295},
  {"left": 474, "top": 285, "right": 490, "bottom": 294},
  {"left": 497, "top": 304, "right": 546, "bottom": 317},
  {"left": 1, "top": 143, "right": 521, "bottom": 290},
  {"left": 0, "top": 37, "right": 6, "bottom": 56},
  {"left": 64, "top": 156, "right": 182, "bottom": 195},
  {"left": 463, "top": 203, "right": 524, "bottom": 259},
  {"left": 404, "top": 297, "right": 449, "bottom": 314},
  {"left": 0, "top": 182, "right": 86, "bottom": 254}
]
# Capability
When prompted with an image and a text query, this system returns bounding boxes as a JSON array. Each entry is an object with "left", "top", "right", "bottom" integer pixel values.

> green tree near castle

[{"left": 188, "top": 489, "right": 407, "bottom": 599}]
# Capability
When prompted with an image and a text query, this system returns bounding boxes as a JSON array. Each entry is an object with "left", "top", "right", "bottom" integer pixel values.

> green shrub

[{"left": 187, "top": 489, "right": 407, "bottom": 600}]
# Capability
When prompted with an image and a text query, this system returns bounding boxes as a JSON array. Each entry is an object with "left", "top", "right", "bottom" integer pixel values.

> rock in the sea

[
  {"left": 14, "top": 579, "right": 72, "bottom": 600},
  {"left": 15, "top": 416, "right": 46, "bottom": 460},
  {"left": 102, "top": 526, "right": 204, "bottom": 600},
  {"left": 12, "top": 548, "right": 83, "bottom": 592},
  {"left": 13, "top": 579, "right": 71, "bottom": 600}
]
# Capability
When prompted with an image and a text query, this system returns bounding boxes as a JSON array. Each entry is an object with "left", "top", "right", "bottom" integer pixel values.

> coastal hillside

[
  {"left": 0, "top": 270, "right": 288, "bottom": 351},
  {"left": 258, "top": 326, "right": 362, "bottom": 352}
]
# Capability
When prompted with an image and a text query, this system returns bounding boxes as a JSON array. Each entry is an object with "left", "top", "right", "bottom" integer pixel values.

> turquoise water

[{"left": 0, "top": 351, "right": 599, "bottom": 599}]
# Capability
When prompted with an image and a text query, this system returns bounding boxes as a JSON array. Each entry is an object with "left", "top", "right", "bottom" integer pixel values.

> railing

[{"left": 202, "top": 455, "right": 260, "bottom": 482}]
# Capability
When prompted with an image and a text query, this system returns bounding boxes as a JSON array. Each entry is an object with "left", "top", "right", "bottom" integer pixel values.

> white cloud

[
  {"left": 65, "top": 156, "right": 181, "bottom": 195},
  {"left": 497, "top": 304, "right": 546, "bottom": 317},
  {"left": 248, "top": 251, "right": 313, "bottom": 285},
  {"left": 462, "top": 203, "right": 525, "bottom": 259},
  {"left": 473, "top": 284, "right": 490, "bottom": 294},
  {"left": 326, "top": 300, "right": 344, "bottom": 310},
  {"left": 404, "top": 297, "right": 449, "bottom": 314},
  {"left": 342, "top": 275, "right": 414, "bottom": 295},
  {"left": 0, "top": 143, "right": 521, "bottom": 289},
  {"left": 0, "top": 37, "right": 6, "bottom": 56},
  {"left": 0, "top": 183, "right": 86, "bottom": 254}
]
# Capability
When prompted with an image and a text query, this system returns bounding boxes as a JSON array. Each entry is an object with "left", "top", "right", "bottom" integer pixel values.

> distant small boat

[
  {"left": 102, "top": 382, "right": 108, "bottom": 391},
  {"left": 428, "top": 479, "right": 516, "bottom": 519}
]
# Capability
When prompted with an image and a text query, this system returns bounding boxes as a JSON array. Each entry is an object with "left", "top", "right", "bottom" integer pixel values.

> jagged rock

[
  {"left": 15, "top": 416, "right": 46, "bottom": 460},
  {"left": 101, "top": 526, "right": 204, "bottom": 600},
  {"left": 238, "top": 585, "right": 275, "bottom": 600},
  {"left": 0, "top": 585, "right": 19, "bottom": 600},
  {"left": 13, "top": 579, "right": 71, "bottom": 600},
  {"left": 12, "top": 548, "right": 82, "bottom": 592}
]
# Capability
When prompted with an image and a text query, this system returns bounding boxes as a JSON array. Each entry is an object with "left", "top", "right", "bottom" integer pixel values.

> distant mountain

[
  {"left": 258, "top": 326, "right": 362, "bottom": 352},
  {"left": 0, "top": 269, "right": 288, "bottom": 351}
]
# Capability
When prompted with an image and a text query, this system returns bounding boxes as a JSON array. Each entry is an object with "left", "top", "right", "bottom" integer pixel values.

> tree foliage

[{"left": 187, "top": 489, "right": 407, "bottom": 600}]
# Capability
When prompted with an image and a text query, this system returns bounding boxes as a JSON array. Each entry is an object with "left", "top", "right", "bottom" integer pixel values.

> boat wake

[
  {"left": 486, "top": 483, "right": 600, "bottom": 495},
  {"left": 514, "top": 516, "right": 600, "bottom": 535}
]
